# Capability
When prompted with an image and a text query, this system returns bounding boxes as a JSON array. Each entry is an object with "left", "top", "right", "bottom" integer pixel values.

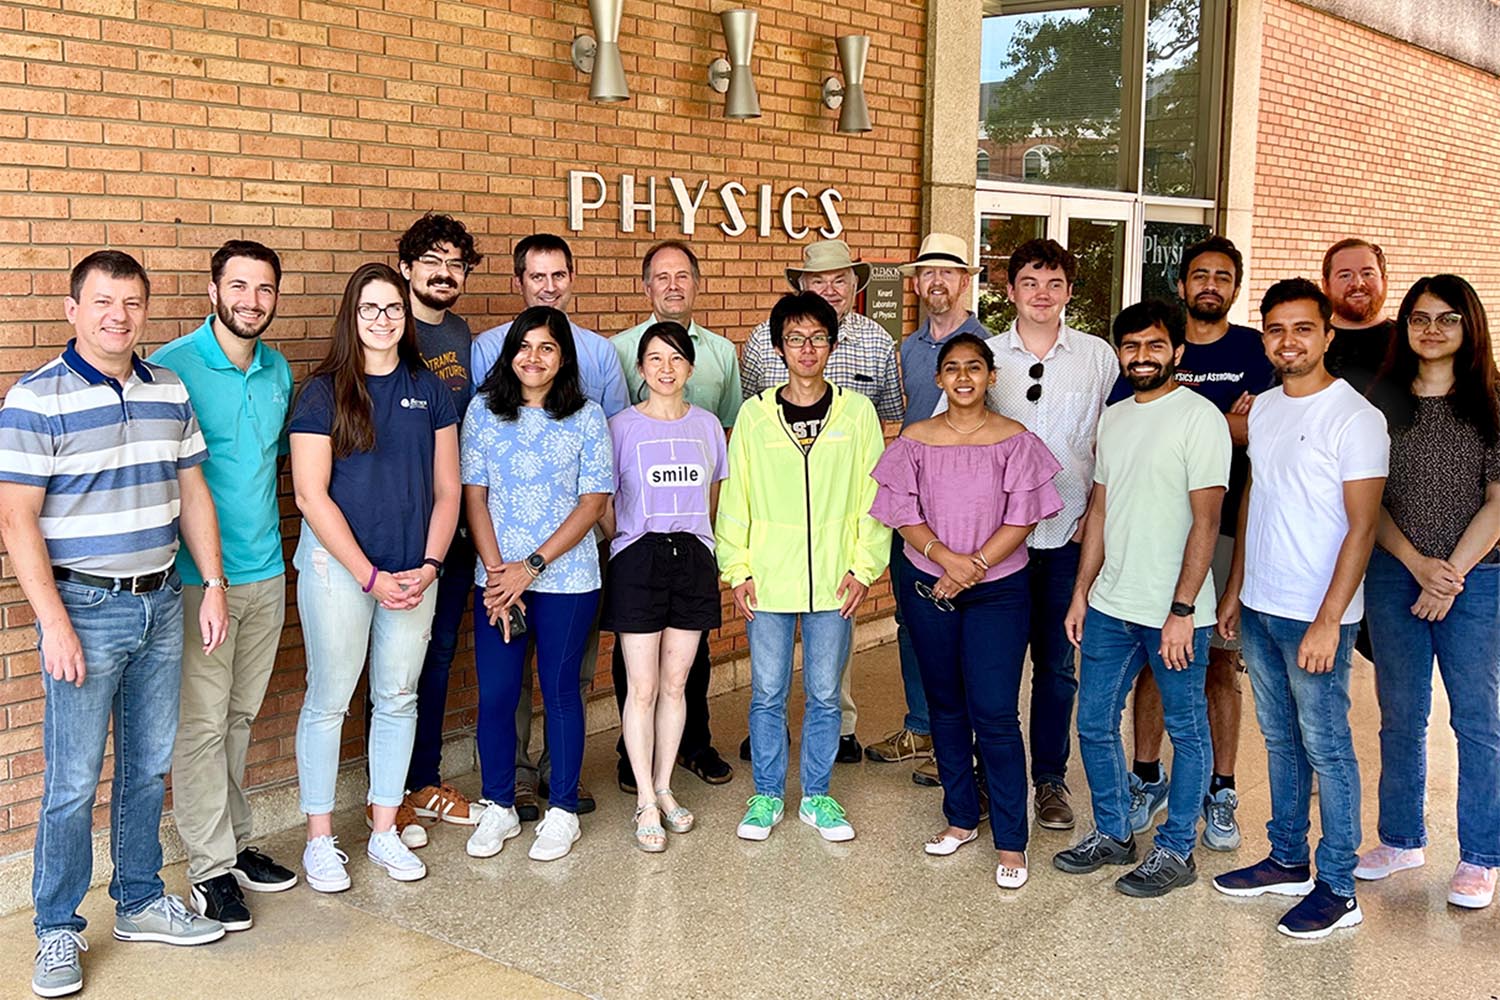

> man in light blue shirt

[
  {"left": 469, "top": 233, "right": 628, "bottom": 815},
  {"left": 149, "top": 241, "right": 299, "bottom": 930}
]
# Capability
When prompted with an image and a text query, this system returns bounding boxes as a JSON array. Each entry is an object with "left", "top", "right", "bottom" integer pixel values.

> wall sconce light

[
  {"left": 707, "top": 9, "right": 761, "bottom": 119},
  {"left": 571, "top": 0, "right": 629, "bottom": 102},
  {"left": 821, "top": 35, "right": 872, "bottom": 133}
]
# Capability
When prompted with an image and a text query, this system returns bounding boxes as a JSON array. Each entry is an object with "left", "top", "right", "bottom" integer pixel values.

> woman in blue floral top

[{"left": 460, "top": 306, "right": 614, "bottom": 863}]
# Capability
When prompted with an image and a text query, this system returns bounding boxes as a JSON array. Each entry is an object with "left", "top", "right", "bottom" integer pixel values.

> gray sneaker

[
  {"left": 1201, "top": 787, "right": 1242, "bottom": 851},
  {"left": 1116, "top": 845, "right": 1198, "bottom": 897},
  {"left": 112, "top": 894, "right": 226, "bottom": 946},
  {"left": 1053, "top": 829, "right": 1138, "bottom": 874},
  {"left": 32, "top": 930, "right": 86, "bottom": 998}
]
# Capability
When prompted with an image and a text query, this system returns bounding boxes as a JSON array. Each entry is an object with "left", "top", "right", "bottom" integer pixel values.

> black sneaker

[
  {"left": 679, "top": 747, "right": 734, "bottom": 785},
  {"left": 538, "top": 778, "right": 596, "bottom": 814},
  {"left": 836, "top": 734, "right": 863, "bottom": 763},
  {"left": 1116, "top": 846, "right": 1197, "bottom": 897},
  {"left": 617, "top": 757, "right": 638, "bottom": 794},
  {"left": 1212, "top": 855, "right": 1315, "bottom": 898},
  {"left": 1053, "top": 830, "right": 1138, "bottom": 874},
  {"left": 1277, "top": 880, "right": 1363, "bottom": 939},
  {"left": 231, "top": 846, "right": 297, "bottom": 893},
  {"left": 190, "top": 873, "right": 252, "bottom": 932}
]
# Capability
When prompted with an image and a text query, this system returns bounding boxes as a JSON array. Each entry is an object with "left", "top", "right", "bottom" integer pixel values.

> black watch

[
  {"left": 525, "top": 552, "right": 547, "bottom": 576},
  {"left": 1169, "top": 600, "right": 1195, "bottom": 618}
]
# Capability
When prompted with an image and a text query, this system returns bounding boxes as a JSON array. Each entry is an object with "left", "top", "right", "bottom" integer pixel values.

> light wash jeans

[
  {"left": 1241, "top": 607, "right": 1362, "bottom": 896},
  {"left": 747, "top": 610, "right": 852, "bottom": 799},
  {"left": 33, "top": 575, "right": 183, "bottom": 937},
  {"left": 293, "top": 524, "right": 436, "bottom": 814}
]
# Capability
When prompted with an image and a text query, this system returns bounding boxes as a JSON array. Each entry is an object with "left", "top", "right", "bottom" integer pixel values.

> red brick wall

[
  {"left": 1251, "top": 0, "right": 1500, "bottom": 320},
  {"left": 0, "top": 0, "right": 925, "bottom": 858}
]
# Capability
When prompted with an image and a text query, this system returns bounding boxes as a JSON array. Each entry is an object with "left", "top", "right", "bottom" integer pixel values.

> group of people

[{"left": 0, "top": 216, "right": 1494, "bottom": 997}]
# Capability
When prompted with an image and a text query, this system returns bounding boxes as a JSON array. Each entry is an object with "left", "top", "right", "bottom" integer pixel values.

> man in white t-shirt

[
  {"left": 1053, "top": 300, "right": 1230, "bottom": 898},
  {"left": 1212, "top": 278, "right": 1388, "bottom": 941}
]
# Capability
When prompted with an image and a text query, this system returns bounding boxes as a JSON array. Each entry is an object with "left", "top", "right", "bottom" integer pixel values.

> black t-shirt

[
  {"left": 777, "top": 385, "right": 832, "bottom": 452},
  {"left": 289, "top": 365, "right": 458, "bottom": 570},
  {"left": 1326, "top": 319, "right": 1396, "bottom": 397},
  {"left": 416, "top": 312, "right": 474, "bottom": 421}
]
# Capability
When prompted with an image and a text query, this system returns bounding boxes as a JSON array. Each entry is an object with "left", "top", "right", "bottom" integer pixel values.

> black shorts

[{"left": 600, "top": 532, "right": 723, "bottom": 633}]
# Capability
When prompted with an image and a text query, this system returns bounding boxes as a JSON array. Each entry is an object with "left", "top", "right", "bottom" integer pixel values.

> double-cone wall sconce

[
  {"left": 707, "top": 9, "right": 761, "bottom": 119},
  {"left": 822, "top": 35, "right": 872, "bottom": 133},
  {"left": 571, "top": 0, "right": 629, "bottom": 102}
]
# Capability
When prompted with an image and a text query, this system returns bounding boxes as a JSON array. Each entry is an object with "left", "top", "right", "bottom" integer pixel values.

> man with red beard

[{"left": 1321, "top": 238, "right": 1395, "bottom": 395}]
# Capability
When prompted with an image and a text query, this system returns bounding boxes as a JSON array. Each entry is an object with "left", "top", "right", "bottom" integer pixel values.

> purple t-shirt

[{"left": 608, "top": 404, "right": 729, "bottom": 559}]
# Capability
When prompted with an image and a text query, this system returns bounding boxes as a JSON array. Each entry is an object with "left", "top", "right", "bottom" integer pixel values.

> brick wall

[
  {"left": 1251, "top": 0, "right": 1500, "bottom": 320},
  {"left": 0, "top": 0, "right": 926, "bottom": 859}
]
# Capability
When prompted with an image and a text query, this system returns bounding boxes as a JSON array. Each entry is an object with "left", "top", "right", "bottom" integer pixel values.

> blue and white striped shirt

[{"left": 0, "top": 341, "right": 208, "bottom": 576}]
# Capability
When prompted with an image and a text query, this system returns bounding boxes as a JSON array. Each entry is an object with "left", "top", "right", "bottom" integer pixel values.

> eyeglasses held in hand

[
  {"left": 357, "top": 302, "right": 408, "bottom": 322},
  {"left": 914, "top": 580, "right": 954, "bottom": 612},
  {"left": 1406, "top": 311, "right": 1462, "bottom": 332},
  {"left": 784, "top": 334, "right": 832, "bottom": 349}
]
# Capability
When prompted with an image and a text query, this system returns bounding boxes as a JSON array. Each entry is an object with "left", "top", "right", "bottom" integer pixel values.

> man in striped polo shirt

[{"left": 0, "top": 251, "right": 231, "bottom": 999}]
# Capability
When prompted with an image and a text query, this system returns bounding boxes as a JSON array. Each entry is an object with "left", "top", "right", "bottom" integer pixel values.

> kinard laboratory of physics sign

[{"left": 568, "top": 170, "right": 846, "bottom": 239}]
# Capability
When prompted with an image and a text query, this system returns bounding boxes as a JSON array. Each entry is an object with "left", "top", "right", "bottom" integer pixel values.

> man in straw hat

[
  {"left": 864, "top": 234, "right": 989, "bottom": 788},
  {"left": 739, "top": 239, "right": 904, "bottom": 765}
]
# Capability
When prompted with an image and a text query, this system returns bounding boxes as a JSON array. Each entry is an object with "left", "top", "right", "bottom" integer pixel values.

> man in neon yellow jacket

[{"left": 717, "top": 291, "right": 891, "bottom": 843}]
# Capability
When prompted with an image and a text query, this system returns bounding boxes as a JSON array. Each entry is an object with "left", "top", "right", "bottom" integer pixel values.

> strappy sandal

[
  {"left": 633, "top": 803, "right": 666, "bottom": 853},
  {"left": 655, "top": 788, "right": 695, "bottom": 834}
]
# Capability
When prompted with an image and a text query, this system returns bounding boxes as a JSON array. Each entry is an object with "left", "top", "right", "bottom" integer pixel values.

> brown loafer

[
  {"left": 912, "top": 755, "right": 941, "bottom": 787},
  {"left": 1034, "top": 782, "right": 1075, "bottom": 830}
]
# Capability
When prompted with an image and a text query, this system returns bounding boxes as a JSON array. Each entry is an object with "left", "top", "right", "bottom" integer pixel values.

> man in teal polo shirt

[
  {"left": 149, "top": 240, "right": 297, "bottom": 932},
  {"left": 609, "top": 240, "right": 741, "bottom": 790}
]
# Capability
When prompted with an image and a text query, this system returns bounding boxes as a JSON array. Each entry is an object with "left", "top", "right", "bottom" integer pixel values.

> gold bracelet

[{"left": 923, "top": 539, "right": 939, "bottom": 559}]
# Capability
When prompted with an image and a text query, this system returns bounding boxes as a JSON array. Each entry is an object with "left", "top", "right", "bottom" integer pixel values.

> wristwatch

[
  {"left": 1169, "top": 600, "right": 1194, "bottom": 618},
  {"left": 525, "top": 552, "right": 547, "bottom": 576},
  {"left": 203, "top": 576, "right": 230, "bottom": 591}
]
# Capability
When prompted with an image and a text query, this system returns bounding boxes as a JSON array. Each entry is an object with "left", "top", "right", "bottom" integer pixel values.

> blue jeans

[
  {"left": 293, "top": 525, "right": 438, "bottom": 814},
  {"left": 33, "top": 576, "right": 184, "bottom": 937},
  {"left": 747, "top": 610, "right": 852, "bottom": 799},
  {"left": 405, "top": 530, "right": 474, "bottom": 791},
  {"left": 1241, "top": 607, "right": 1362, "bottom": 896},
  {"left": 889, "top": 538, "right": 929, "bottom": 734},
  {"left": 1027, "top": 542, "right": 1081, "bottom": 786},
  {"left": 474, "top": 589, "right": 599, "bottom": 812},
  {"left": 1365, "top": 548, "right": 1500, "bottom": 866},
  {"left": 903, "top": 569, "right": 1031, "bottom": 851},
  {"left": 1076, "top": 608, "right": 1211, "bottom": 859}
]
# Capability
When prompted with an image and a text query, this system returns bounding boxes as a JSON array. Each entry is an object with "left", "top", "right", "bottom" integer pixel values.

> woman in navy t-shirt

[{"left": 289, "top": 262, "right": 460, "bottom": 893}]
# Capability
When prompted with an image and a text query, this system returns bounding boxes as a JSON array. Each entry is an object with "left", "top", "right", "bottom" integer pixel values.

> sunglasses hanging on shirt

[{"left": 1026, "top": 361, "right": 1044, "bottom": 403}]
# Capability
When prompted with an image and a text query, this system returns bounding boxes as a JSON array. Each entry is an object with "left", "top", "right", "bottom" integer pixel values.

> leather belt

[{"left": 53, "top": 566, "right": 173, "bottom": 594}]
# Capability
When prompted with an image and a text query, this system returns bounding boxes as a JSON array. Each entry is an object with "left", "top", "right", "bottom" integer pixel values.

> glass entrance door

[{"left": 974, "top": 192, "right": 1138, "bottom": 339}]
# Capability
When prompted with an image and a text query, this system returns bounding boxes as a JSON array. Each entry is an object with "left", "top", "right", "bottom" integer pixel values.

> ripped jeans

[{"left": 293, "top": 523, "right": 437, "bottom": 814}]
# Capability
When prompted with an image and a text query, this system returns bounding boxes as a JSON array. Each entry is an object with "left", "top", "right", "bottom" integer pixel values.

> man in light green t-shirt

[
  {"left": 607, "top": 240, "right": 742, "bottom": 792},
  {"left": 1053, "top": 299, "right": 1231, "bottom": 899}
]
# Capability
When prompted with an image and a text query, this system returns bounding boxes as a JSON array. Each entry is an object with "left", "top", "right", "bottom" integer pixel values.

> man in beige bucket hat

[{"left": 738, "top": 238, "right": 903, "bottom": 764}]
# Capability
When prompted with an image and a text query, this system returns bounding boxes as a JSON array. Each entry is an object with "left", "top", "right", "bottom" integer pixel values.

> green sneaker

[
  {"left": 799, "top": 794, "right": 855, "bottom": 842},
  {"left": 735, "top": 795, "right": 784, "bottom": 841}
]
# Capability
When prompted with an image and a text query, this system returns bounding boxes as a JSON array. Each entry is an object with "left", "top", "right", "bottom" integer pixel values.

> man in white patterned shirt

[
  {"left": 739, "top": 239, "right": 903, "bottom": 763},
  {"left": 936, "top": 238, "right": 1116, "bottom": 827}
]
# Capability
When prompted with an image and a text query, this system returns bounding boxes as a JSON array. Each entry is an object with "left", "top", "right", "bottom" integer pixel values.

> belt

[{"left": 53, "top": 566, "right": 173, "bottom": 594}]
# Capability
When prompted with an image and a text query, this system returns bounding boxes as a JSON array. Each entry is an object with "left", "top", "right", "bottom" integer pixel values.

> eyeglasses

[
  {"left": 357, "top": 302, "right": 407, "bottom": 322},
  {"left": 1026, "top": 361, "right": 1044, "bottom": 403},
  {"left": 415, "top": 254, "right": 471, "bottom": 275},
  {"left": 784, "top": 334, "right": 832, "bottom": 349},
  {"left": 1407, "top": 311, "right": 1463, "bottom": 332},
  {"left": 913, "top": 580, "right": 954, "bottom": 612}
]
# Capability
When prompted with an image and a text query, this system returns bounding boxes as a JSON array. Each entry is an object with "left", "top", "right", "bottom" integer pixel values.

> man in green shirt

[{"left": 609, "top": 240, "right": 741, "bottom": 790}]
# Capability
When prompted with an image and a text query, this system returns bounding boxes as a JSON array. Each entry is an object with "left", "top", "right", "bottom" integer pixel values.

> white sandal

[{"left": 924, "top": 829, "right": 979, "bottom": 856}]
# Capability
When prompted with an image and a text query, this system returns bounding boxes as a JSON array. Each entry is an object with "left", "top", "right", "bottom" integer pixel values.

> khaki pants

[{"left": 172, "top": 576, "right": 285, "bottom": 883}]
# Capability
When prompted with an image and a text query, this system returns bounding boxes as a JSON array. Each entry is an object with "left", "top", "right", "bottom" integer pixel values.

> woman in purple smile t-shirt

[{"left": 600, "top": 322, "right": 728, "bottom": 852}]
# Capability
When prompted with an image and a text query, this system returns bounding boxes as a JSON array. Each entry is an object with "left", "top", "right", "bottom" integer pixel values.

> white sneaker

[
  {"left": 466, "top": 801, "right": 521, "bottom": 858},
  {"left": 366, "top": 829, "right": 427, "bottom": 882},
  {"left": 528, "top": 807, "right": 580, "bottom": 861},
  {"left": 302, "top": 836, "right": 351, "bottom": 894},
  {"left": 1354, "top": 844, "right": 1425, "bottom": 881}
]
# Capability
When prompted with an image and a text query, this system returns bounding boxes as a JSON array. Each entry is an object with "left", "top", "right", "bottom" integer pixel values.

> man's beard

[
  {"left": 215, "top": 298, "right": 274, "bottom": 341},
  {"left": 1186, "top": 295, "right": 1229, "bottom": 323},
  {"left": 1332, "top": 295, "right": 1381, "bottom": 325},
  {"left": 414, "top": 281, "right": 459, "bottom": 312},
  {"left": 1126, "top": 360, "right": 1175, "bottom": 392}
]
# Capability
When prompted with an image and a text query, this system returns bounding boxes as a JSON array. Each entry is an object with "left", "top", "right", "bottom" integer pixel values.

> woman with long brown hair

[{"left": 289, "top": 262, "right": 460, "bottom": 892}]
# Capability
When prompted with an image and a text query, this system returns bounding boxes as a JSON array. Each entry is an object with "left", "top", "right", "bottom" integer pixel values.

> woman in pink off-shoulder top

[{"left": 870, "top": 332, "right": 1063, "bottom": 891}]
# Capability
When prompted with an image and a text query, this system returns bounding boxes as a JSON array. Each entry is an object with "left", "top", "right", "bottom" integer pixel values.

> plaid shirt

[{"left": 740, "top": 311, "right": 904, "bottom": 421}]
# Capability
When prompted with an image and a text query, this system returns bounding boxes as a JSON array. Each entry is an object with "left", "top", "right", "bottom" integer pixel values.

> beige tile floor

[{"left": 4, "top": 642, "right": 1499, "bottom": 999}]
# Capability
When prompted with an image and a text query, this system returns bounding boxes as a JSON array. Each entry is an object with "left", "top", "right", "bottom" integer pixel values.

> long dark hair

[
  {"left": 302, "top": 262, "right": 423, "bottom": 458},
  {"left": 479, "top": 305, "right": 586, "bottom": 421},
  {"left": 1370, "top": 274, "right": 1499, "bottom": 445}
]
